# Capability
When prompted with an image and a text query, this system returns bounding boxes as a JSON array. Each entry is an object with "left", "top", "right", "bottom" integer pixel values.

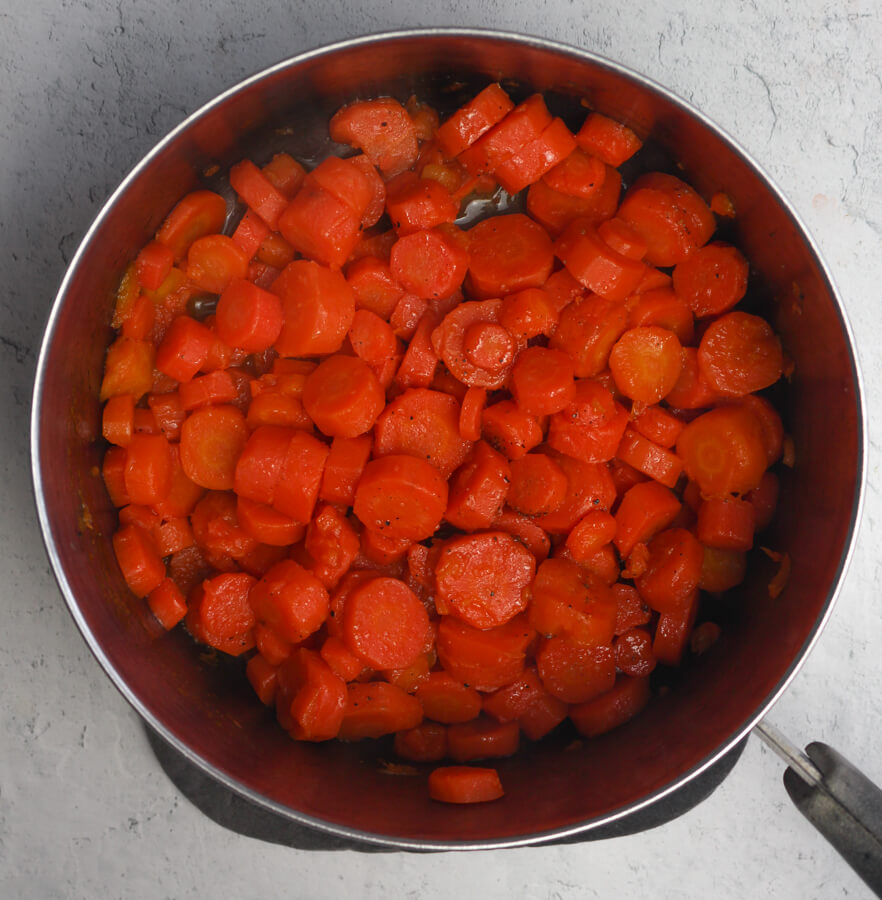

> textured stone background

[{"left": 3, "top": 1, "right": 881, "bottom": 897}]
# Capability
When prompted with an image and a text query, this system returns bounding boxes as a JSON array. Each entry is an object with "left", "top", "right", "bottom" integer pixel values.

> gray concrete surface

[{"left": 2, "top": 1, "right": 881, "bottom": 897}]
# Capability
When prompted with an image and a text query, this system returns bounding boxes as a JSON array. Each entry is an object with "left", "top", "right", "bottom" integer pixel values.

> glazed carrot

[
  {"left": 215, "top": 278, "right": 283, "bottom": 352},
  {"left": 386, "top": 172, "right": 459, "bottom": 234},
  {"left": 360, "top": 528, "right": 412, "bottom": 567},
  {"left": 549, "top": 294, "right": 629, "bottom": 378},
  {"left": 652, "top": 590, "right": 699, "bottom": 666},
  {"left": 178, "top": 370, "right": 238, "bottom": 412},
  {"left": 615, "top": 427, "right": 683, "bottom": 489},
  {"left": 536, "top": 637, "right": 616, "bottom": 703},
  {"left": 436, "top": 614, "right": 534, "bottom": 692},
  {"left": 428, "top": 766, "right": 504, "bottom": 804},
  {"left": 249, "top": 559, "right": 329, "bottom": 644},
  {"left": 151, "top": 447, "right": 205, "bottom": 518},
  {"left": 337, "top": 681, "right": 424, "bottom": 740},
  {"left": 276, "top": 649, "right": 347, "bottom": 741},
  {"left": 186, "top": 234, "right": 249, "bottom": 294},
  {"left": 446, "top": 718, "right": 520, "bottom": 762},
  {"left": 318, "top": 634, "right": 365, "bottom": 682},
  {"left": 746, "top": 470, "right": 780, "bottom": 532},
  {"left": 347, "top": 154, "right": 387, "bottom": 227},
  {"left": 555, "top": 218, "right": 646, "bottom": 302},
  {"left": 696, "top": 496, "right": 755, "bottom": 551},
  {"left": 699, "top": 546, "right": 748, "bottom": 592},
  {"left": 481, "top": 401, "right": 543, "bottom": 460},
  {"left": 697, "top": 311, "right": 784, "bottom": 397},
  {"left": 272, "top": 260, "right": 355, "bottom": 357},
  {"left": 186, "top": 571, "right": 257, "bottom": 656},
  {"left": 565, "top": 510, "right": 617, "bottom": 562},
  {"left": 245, "top": 654, "right": 278, "bottom": 706},
  {"left": 305, "top": 504, "right": 360, "bottom": 590},
  {"left": 613, "top": 583, "right": 652, "bottom": 635},
  {"left": 261, "top": 152, "right": 307, "bottom": 198},
  {"left": 544, "top": 147, "right": 607, "bottom": 199},
  {"left": 575, "top": 112, "right": 643, "bottom": 166},
  {"left": 414, "top": 672, "right": 481, "bottom": 724},
  {"left": 617, "top": 173, "right": 715, "bottom": 267},
  {"left": 233, "top": 425, "right": 297, "bottom": 505},
  {"left": 120, "top": 294, "right": 155, "bottom": 341},
  {"left": 154, "top": 315, "right": 215, "bottom": 383},
  {"left": 346, "top": 256, "right": 405, "bottom": 319},
  {"left": 135, "top": 239, "right": 175, "bottom": 291},
  {"left": 492, "top": 508, "right": 551, "bottom": 562},
  {"left": 353, "top": 454, "right": 448, "bottom": 542},
  {"left": 435, "top": 532, "right": 535, "bottom": 629},
  {"left": 493, "top": 117, "right": 577, "bottom": 195},
  {"left": 527, "top": 165, "right": 621, "bottom": 236},
  {"left": 507, "top": 453, "right": 568, "bottom": 516},
  {"left": 735, "top": 395, "right": 784, "bottom": 466},
  {"left": 308, "top": 156, "right": 374, "bottom": 218},
  {"left": 394, "top": 722, "right": 448, "bottom": 763},
  {"left": 389, "top": 227, "right": 470, "bottom": 301},
  {"left": 664, "top": 346, "right": 719, "bottom": 410},
  {"left": 445, "top": 440, "right": 511, "bottom": 531},
  {"left": 349, "top": 308, "right": 398, "bottom": 371},
  {"left": 102, "top": 393, "right": 135, "bottom": 447},
  {"left": 390, "top": 292, "right": 430, "bottom": 340},
  {"left": 569, "top": 675, "right": 650, "bottom": 737},
  {"left": 146, "top": 578, "right": 188, "bottom": 630},
  {"left": 482, "top": 667, "right": 568, "bottom": 740},
  {"left": 272, "top": 430, "right": 329, "bottom": 523},
  {"left": 597, "top": 217, "right": 648, "bottom": 260},
  {"left": 124, "top": 433, "right": 174, "bottom": 506},
  {"left": 614, "top": 628, "right": 656, "bottom": 678},
  {"left": 374, "top": 388, "right": 472, "bottom": 478},
  {"left": 458, "top": 386, "right": 487, "bottom": 442},
  {"left": 190, "top": 491, "right": 258, "bottom": 559},
  {"left": 394, "top": 310, "right": 438, "bottom": 388},
  {"left": 112, "top": 523, "right": 166, "bottom": 598},
  {"left": 436, "top": 83, "right": 514, "bottom": 158},
  {"left": 156, "top": 190, "right": 228, "bottom": 261},
  {"left": 634, "top": 528, "right": 704, "bottom": 614},
  {"left": 153, "top": 515, "right": 194, "bottom": 557},
  {"left": 235, "top": 497, "right": 302, "bottom": 547},
  {"left": 301, "top": 354, "right": 384, "bottom": 438},
  {"left": 528, "top": 557, "right": 617, "bottom": 647},
  {"left": 329, "top": 98, "right": 419, "bottom": 177},
  {"left": 634, "top": 266, "right": 673, "bottom": 293},
  {"left": 229, "top": 159, "right": 289, "bottom": 230},
  {"left": 510, "top": 347, "right": 575, "bottom": 417},
  {"left": 100, "top": 337, "right": 155, "bottom": 402},
  {"left": 535, "top": 452, "right": 617, "bottom": 535},
  {"left": 613, "top": 480, "right": 682, "bottom": 558},
  {"left": 631, "top": 405, "right": 684, "bottom": 449},
  {"left": 318, "top": 435, "right": 372, "bottom": 506},
  {"left": 676, "top": 405, "right": 768, "bottom": 497},
  {"left": 627, "top": 288, "right": 695, "bottom": 345},
  {"left": 547, "top": 379, "right": 630, "bottom": 464},
  {"left": 179, "top": 405, "right": 248, "bottom": 491},
  {"left": 672, "top": 241, "right": 748, "bottom": 318},
  {"left": 465, "top": 214, "right": 554, "bottom": 299},
  {"left": 499, "top": 287, "right": 558, "bottom": 341}
]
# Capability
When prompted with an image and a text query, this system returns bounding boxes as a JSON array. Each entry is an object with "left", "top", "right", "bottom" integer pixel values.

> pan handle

[{"left": 756, "top": 720, "right": 882, "bottom": 896}]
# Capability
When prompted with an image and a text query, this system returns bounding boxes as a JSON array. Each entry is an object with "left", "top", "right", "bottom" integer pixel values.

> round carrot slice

[
  {"left": 435, "top": 532, "right": 536, "bottom": 629},
  {"left": 337, "top": 681, "right": 423, "bottom": 740},
  {"left": 609, "top": 326, "right": 683, "bottom": 404},
  {"left": 389, "top": 228, "right": 470, "bottom": 300},
  {"left": 428, "top": 766, "right": 504, "bottom": 804},
  {"left": 249, "top": 559, "right": 330, "bottom": 644},
  {"left": 536, "top": 637, "right": 616, "bottom": 703},
  {"left": 462, "top": 322, "right": 516, "bottom": 374},
  {"left": 180, "top": 405, "right": 249, "bottom": 491},
  {"left": 510, "top": 346, "right": 575, "bottom": 416},
  {"left": 634, "top": 528, "right": 704, "bottom": 614},
  {"left": 353, "top": 454, "right": 448, "bottom": 541},
  {"left": 276, "top": 649, "right": 347, "bottom": 742},
  {"left": 342, "top": 576, "right": 429, "bottom": 669},
  {"left": 549, "top": 294, "right": 629, "bottom": 378},
  {"left": 302, "top": 354, "right": 385, "bottom": 438},
  {"left": 186, "top": 571, "right": 257, "bottom": 656},
  {"left": 535, "top": 451, "right": 617, "bottom": 534},
  {"left": 697, "top": 311, "right": 784, "bottom": 397},
  {"left": 672, "top": 241, "right": 749, "bottom": 318}
]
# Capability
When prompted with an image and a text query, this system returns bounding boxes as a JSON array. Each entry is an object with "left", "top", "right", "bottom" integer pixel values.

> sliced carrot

[
  {"left": 345, "top": 255, "right": 405, "bottom": 319},
  {"left": 179, "top": 405, "right": 248, "bottom": 492},
  {"left": 652, "top": 589, "right": 699, "bottom": 666},
  {"left": 627, "top": 288, "right": 695, "bottom": 345},
  {"left": 186, "top": 234, "right": 249, "bottom": 295},
  {"left": 634, "top": 528, "right": 704, "bottom": 614},
  {"left": 249, "top": 559, "right": 329, "bottom": 644},
  {"left": 153, "top": 516, "right": 195, "bottom": 557},
  {"left": 360, "top": 528, "right": 412, "bottom": 567},
  {"left": 394, "top": 722, "right": 448, "bottom": 763},
  {"left": 112, "top": 523, "right": 166, "bottom": 598},
  {"left": 347, "top": 154, "right": 387, "bottom": 228},
  {"left": 416, "top": 672, "right": 482, "bottom": 724},
  {"left": 436, "top": 83, "right": 514, "bottom": 158},
  {"left": 446, "top": 717, "right": 520, "bottom": 762},
  {"left": 329, "top": 98, "right": 419, "bottom": 177},
  {"left": 492, "top": 508, "right": 551, "bottom": 562},
  {"left": 215, "top": 278, "right": 283, "bottom": 352},
  {"left": 186, "top": 571, "right": 257, "bottom": 656},
  {"left": 302, "top": 354, "right": 384, "bottom": 438},
  {"left": 614, "top": 628, "right": 657, "bottom": 678},
  {"left": 616, "top": 427, "right": 683, "bottom": 489},
  {"left": 527, "top": 165, "right": 621, "bottom": 236},
  {"left": 154, "top": 315, "right": 215, "bottom": 383},
  {"left": 233, "top": 424, "right": 296, "bottom": 505},
  {"left": 631, "top": 405, "right": 684, "bottom": 449},
  {"left": 565, "top": 510, "right": 617, "bottom": 562},
  {"left": 353, "top": 454, "right": 448, "bottom": 542},
  {"left": 272, "top": 430, "right": 329, "bottom": 523},
  {"left": 386, "top": 172, "right": 459, "bottom": 235},
  {"left": 135, "top": 239, "right": 175, "bottom": 291},
  {"left": 394, "top": 310, "right": 439, "bottom": 389},
  {"left": 190, "top": 491, "right": 258, "bottom": 560},
  {"left": 699, "top": 545, "right": 748, "bottom": 593},
  {"left": 549, "top": 294, "right": 629, "bottom": 378},
  {"left": 156, "top": 190, "right": 228, "bottom": 261},
  {"left": 575, "top": 112, "right": 642, "bottom": 166},
  {"left": 507, "top": 454, "right": 568, "bottom": 516},
  {"left": 445, "top": 440, "right": 511, "bottom": 532},
  {"left": 319, "top": 434, "right": 372, "bottom": 507},
  {"left": 493, "top": 117, "right": 577, "bottom": 195},
  {"left": 597, "top": 217, "right": 648, "bottom": 260},
  {"left": 535, "top": 452, "right": 617, "bottom": 535},
  {"left": 102, "top": 393, "right": 135, "bottom": 447},
  {"left": 261, "top": 152, "right": 307, "bottom": 198},
  {"left": 665, "top": 346, "right": 719, "bottom": 410},
  {"left": 305, "top": 504, "right": 360, "bottom": 590},
  {"left": 337, "top": 681, "right": 423, "bottom": 740},
  {"left": 246, "top": 654, "right": 278, "bottom": 706},
  {"left": 536, "top": 637, "right": 615, "bottom": 703},
  {"left": 481, "top": 401, "right": 543, "bottom": 460},
  {"left": 389, "top": 227, "right": 470, "bottom": 301},
  {"left": 235, "top": 497, "right": 303, "bottom": 547},
  {"left": 428, "top": 766, "right": 504, "bottom": 804},
  {"left": 124, "top": 433, "right": 174, "bottom": 506},
  {"left": 696, "top": 496, "right": 755, "bottom": 551},
  {"left": 569, "top": 675, "right": 650, "bottom": 737},
  {"left": 613, "top": 480, "right": 682, "bottom": 558},
  {"left": 272, "top": 260, "right": 355, "bottom": 357},
  {"left": 276, "top": 649, "right": 347, "bottom": 741},
  {"left": 548, "top": 379, "right": 629, "bottom": 464},
  {"left": 510, "top": 346, "right": 575, "bottom": 417},
  {"left": 672, "top": 241, "right": 749, "bottom": 318},
  {"left": 319, "top": 634, "right": 365, "bottom": 682},
  {"left": 147, "top": 578, "right": 188, "bottom": 630},
  {"left": 543, "top": 147, "right": 607, "bottom": 199},
  {"left": 100, "top": 337, "right": 155, "bottom": 402},
  {"left": 465, "top": 213, "right": 554, "bottom": 299},
  {"left": 458, "top": 386, "right": 487, "bottom": 442},
  {"left": 229, "top": 159, "right": 289, "bottom": 230}
]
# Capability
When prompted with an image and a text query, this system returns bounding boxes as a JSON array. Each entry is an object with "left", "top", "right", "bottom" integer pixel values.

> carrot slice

[
  {"left": 536, "top": 637, "right": 616, "bottom": 703},
  {"left": 319, "top": 434, "right": 373, "bottom": 506},
  {"left": 436, "top": 83, "right": 514, "bottom": 158},
  {"left": 276, "top": 649, "right": 347, "bottom": 741},
  {"left": 154, "top": 315, "right": 215, "bottom": 383},
  {"left": 329, "top": 98, "right": 419, "bottom": 177},
  {"left": 302, "top": 354, "right": 384, "bottom": 438},
  {"left": 616, "top": 427, "right": 683, "bottom": 489},
  {"left": 569, "top": 675, "right": 650, "bottom": 737},
  {"left": 446, "top": 718, "right": 520, "bottom": 762},
  {"left": 535, "top": 452, "right": 617, "bottom": 535},
  {"left": 112, "top": 523, "right": 166, "bottom": 598},
  {"left": 416, "top": 672, "right": 482, "bottom": 724},
  {"left": 124, "top": 433, "right": 174, "bottom": 506},
  {"left": 304, "top": 504, "right": 360, "bottom": 589},
  {"left": 229, "top": 160, "right": 289, "bottom": 230},
  {"left": 156, "top": 190, "right": 228, "bottom": 261},
  {"left": 216, "top": 278, "right": 283, "bottom": 352},
  {"left": 179, "top": 405, "right": 249, "bottom": 491},
  {"left": 428, "top": 766, "right": 504, "bottom": 804},
  {"left": 565, "top": 510, "right": 617, "bottom": 562},
  {"left": 186, "top": 572, "right": 257, "bottom": 656},
  {"left": 337, "top": 681, "right": 423, "bottom": 740},
  {"left": 272, "top": 430, "right": 329, "bottom": 523},
  {"left": 549, "top": 294, "right": 629, "bottom": 378},
  {"left": 510, "top": 346, "right": 575, "bottom": 417},
  {"left": 493, "top": 117, "right": 577, "bottom": 195},
  {"left": 613, "top": 480, "right": 682, "bottom": 558},
  {"left": 696, "top": 496, "right": 756, "bottom": 551},
  {"left": 445, "top": 440, "right": 511, "bottom": 532},
  {"left": 249, "top": 559, "right": 329, "bottom": 644},
  {"left": 507, "top": 454, "right": 568, "bottom": 516},
  {"left": 634, "top": 528, "right": 704, "bottom": 614},
  {"left": 575, "top": 112, "right": 642, "bottom": 166},
  {"left": 186, "top": 234, "right": 249, "bottom": 295},
  {"left": 395, "top": 722, "right": 448, "bottom": 763},
  {"left": 673, "top": 241, "right": 749, "bottom": 318},
  {"left": 389, "top": 228, "right": 470, "bottom": 301},
  {"left": 548, "top": 379, "right": 629, "bottom": 464},
  {"left": 527, "top": 165, "right": 621, "bottom": 237}
]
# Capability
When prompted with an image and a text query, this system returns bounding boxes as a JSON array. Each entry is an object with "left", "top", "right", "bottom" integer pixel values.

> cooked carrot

[
  {"left": 102, "top": 393, "right": 135, "bottom": 447},
  {"left": 389, "top": 227, "right": 470, "bottom": 301},
  {"left": 554, "top": 218, "right": 646, "bottom": 301},
  {"left": 229, "top": 159, "right": 289, "bottom": 230},
  {"left": 481, "top": 400, "right": 543, "bottom": 460},
  {"left": 112, "top": 523, "right": 166, "bottom": 598},
  {"left": 499, "top": 287, "right": 558, "bottom": 342},
  {"left": 178, "top": 370, "right": 238, "bottom": 412},
  {"left": 276, "top": 649, "right": 347, "bottom": 741},
  {"left": 696, "top": 496, "right": 755, "bottom": 551},
  {"left": 272, "top": 429, "right": 329, "bottom": 523},
  {"left": 547, "top": 379, "right": 630, "bottom": 464},
  {"left": 536, "top": 637, "right": 616, "bottom": 703},
  {"left": 565, "top": 510, "right": 617, "bottom": 562},
  {"left": 345, "top": 255, "right": 405, "bottom": 319},
  {"left": 236, "top": 497, "right": 303, "bottom": 547},
  {"left": 746, "top": 470, "right": 779, "bottom": 532},
  {"left": 535, "top": 451, "right": 617, "bottom": 535},
  {"left": 428, "top": 766, "right": 504, "bottom": 804},
  {"left": 652, "top": 590, "right": 699, "bottom": 666},
  {"left": 492, "top": 508, "right": 551, "bottom": 562},
  {"left": 614, "top": 628, "right": 657, "bottom": 678},
  {"left": 273, "top": 260, "right": 355, "bottom": 357},
  {"left": 465, "top": 213, "right": 554, "bottom": 299},
  {"left": 353, "top": 454, "right": 448, "bottom": 542},
  {"left": 634, "top": 528, "right": 703, "bottom": 614},
  {"left": 100, "top": 337, "right": 155, "bottom": 402},
  {"left": 615, "top": 426, "right": 683, "bottom": 489},
  {"left": 575, "top": 112, "right": 642, "bottom": 166},
  {"left": 154, "top": 315, "right": 215, "bottom": 383},
  {"left": 697, "top": 311, "right": 784, "bottom": 397},
  {"left": 612, "top": 583, "right": 652, "bottom": 635},
  {"left": 329, "top": 98, "right": 419, "bottom": 177},
  {"left": 308, "top": 156, "right": 374, "bottom": 219},
  {"left": 493, "top": 117, "right": 577, "bottom": 195},
  {"left": 349, "top": 308, "right": 399, "bottom": 371},
  {"left": 186, "top": 234, "right": 249, "bottom": 295},
  {"left": 360, "top": 527, "right": 412, "bottom": 567},
  {"left": 413, "top": 672, "right": 480, "bottom": 724},
  {"left": 215, "top": 278, "right": 283, "bottom": 352},
  {"left": 390, "top": 292, "right": 430, "bottom": 340},
  {"left": 305, "top": 504, "right": 360, "bottom": 590},
  {"left": 672, "top": 241, "right": 749, "bottom": 318},
  {"left": 597, "top": 217, "right": 648, "bottom": 260},
  {"left": 261, "top": 152, "right": 307, "bottom": 198},
  {"left": 549, "top": 294, "right": 629, "bottom": 378},
  {"left": 232, "top": 425, "right": 296, "bottom": 505},
  {"left": 458, "top": 386, "right": 487, "bottom": 442},
  {"left": 120, "top": 293, "right": 155, "bottom": 341},
  {"left": 179, "top": 405, "right": 248, "bottom": 491},
  {"left": 249, "top": 559, "right": 329, "bottom": 644},
  {"left": 347, "top": 154, "right": 387, "bottom": 227},
  {"left": 337, "top": 681, "right": 423, "bottom": 740},
  {"left": 152, "top": 516, "right": 194, "bottom": 557},
  {"left": 156, "top": 190, "right": 228, "bottom": 261},
  {"left": 436, "top": 83, "right": 514, "bottom": 158},
  {"left": 146, "top": 578, "right": 188, "bottom": 630},
  {"left": 665, "top": 346, "right": 719, "bottom": 410},
  {"left": 386, "top": 172, "right": 459, "bottom": 234},
  {"left": 435, "top": 532, "right": 535, "bottom": 629},
  {"left": 569, "top": 674, "right": 650, "bottom": 737},
  {"left": 699, "top": 546, "right": 748, "bottom": 593},
  {"left": 631, "top": 405, "right": 684, "bottom": 449},
  {"left": 676, "top": 405, "right": 768, "bottom": 496},
  {"left": 507, "top": 453, "right": 568, "bottom": 516},
  {"left": 301, "top": 354, "right": 384, "bottom": 438},
  {"left": 394, "top": 310, "right": 438, "bottom": 389},
  {"left": 613, "top": 480, "right": 681, "bottom": 558},
  {"left": 124, "top": 433, "right": 174, "bottom": 506},
  {"left": 135, "top": 239, "right": 175, "bottom": 291},
  {"left": 510, "top": 346, "right": 575, "bottom": 417},
  {"left": 152, "top": 447, "right": 205, "bottom": 518},
  {"left": 374, "top": 387, "right": 472, "bottom": 478},
  {"left": 446, "top": 717, "right": 520, "bottom": 762},
  {"left": 394, "top": 722, "right": 448, "bottom": 763},
  {"left": 528, "top": 165, "right": 621, "bottom": 236},
  {"left": 528, "top": 557, "right": 617, "bottom": 647},
  {"left": 627, "top": 288, "right": 695, "bottom": 345},
  {"left": 245, "top": 654, "right": 278, "bottom": 706},
  {"left": 186, "top": 571, "right": 257, "bottom": 656},
  {"left": 445, "top": 441, "right": 511, "bottom": 531},
  {"left": 318, "top": 634, "right": 365, "bottom": 682},
  {"left": 319, "top": 434, "right": 372, "bottom": 507},
  {"left": 190, "top": 491, "right": 258, "bottom": 560}
]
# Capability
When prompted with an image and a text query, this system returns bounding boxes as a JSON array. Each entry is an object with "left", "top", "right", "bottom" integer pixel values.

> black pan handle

[{"left": 756, "top": 721, "right": 882, "bottom": 896}]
